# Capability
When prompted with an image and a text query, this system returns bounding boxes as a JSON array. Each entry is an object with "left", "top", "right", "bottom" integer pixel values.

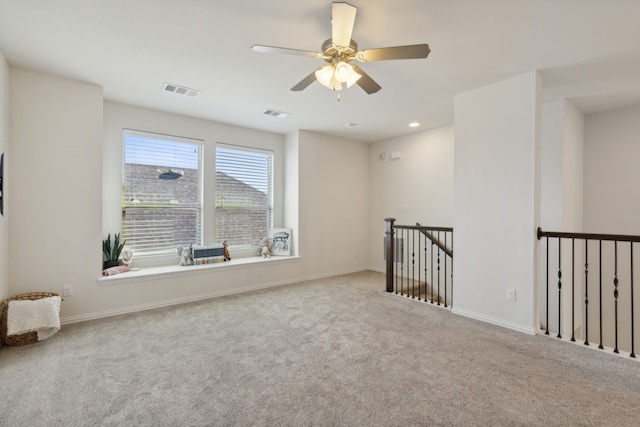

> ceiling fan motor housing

[{"left": 321, "top": 38, "right": 358, "bottom": 63}]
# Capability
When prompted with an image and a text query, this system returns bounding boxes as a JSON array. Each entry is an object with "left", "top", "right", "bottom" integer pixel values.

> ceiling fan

[{"left": 251, "top": 2, "right": 430, "bottom": 95}]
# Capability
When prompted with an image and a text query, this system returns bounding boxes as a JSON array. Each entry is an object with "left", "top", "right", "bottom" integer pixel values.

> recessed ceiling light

[
  {"left": 409, "top": 122, "right": 420, "bottom": 128},
  {"left": 346, "top": 123, "right": 357, "bottom": 128}
]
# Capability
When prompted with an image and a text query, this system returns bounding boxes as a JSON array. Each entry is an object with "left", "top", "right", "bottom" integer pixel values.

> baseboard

[
  {"left": 62, "top": 267, "right": 371, "bottom": 325},
  {"left": 451, "top": 307, "right": 536, "bottom": 336}
]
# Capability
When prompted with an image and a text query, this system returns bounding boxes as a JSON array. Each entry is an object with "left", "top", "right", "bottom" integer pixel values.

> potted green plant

[{"left": 102, "top": 232, "right": 126, "bottom": 269}]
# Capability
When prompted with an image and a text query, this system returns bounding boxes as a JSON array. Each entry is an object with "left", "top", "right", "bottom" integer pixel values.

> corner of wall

[
  {"left": 284, "top": 131, "right": 299, "bottom": 257},
  {"left": 0, "top": 50, "right": 9, "bottom": 302}
]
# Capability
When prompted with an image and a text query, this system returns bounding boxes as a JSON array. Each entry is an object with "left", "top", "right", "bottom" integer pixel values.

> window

[
  {"left": 122, "top": 131, "right": 202, "bottom": 255},
  {"left": 215, "top": 144, "right": 273, "bottom": 246}
]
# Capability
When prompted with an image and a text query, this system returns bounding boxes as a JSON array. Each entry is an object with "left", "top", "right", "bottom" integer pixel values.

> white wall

[
  {"left": 453, "top": 71, "right": 541, "bottom": 334},
  {"left": 8, "top": 68, "right": 103, "bottom": 316},
  {"left": 562, "top": 103, "right": 584, "bottom": 232},
  {"left": 584, "top": 105, "right": 640, "bottom": 235},
  {"left": 541, "top": 99, "right": 564, "bottom": 232},
  {"left": 295, "top": 130, "right": 371, "bottom": 278},
  {"left": 0, "top": 51, "right": 8, "bottom": 302},
  {"left": 368, "top": 126, "right": 454, "bottom": 271},
  {"left": 284, "top": 132, "right": 299, "bottom": 257}
]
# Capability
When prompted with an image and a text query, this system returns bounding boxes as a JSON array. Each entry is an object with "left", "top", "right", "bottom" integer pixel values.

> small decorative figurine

[
  {"left": 258, "top": 237, "right": 272, "bottom": 258},
  {"left": 121, "top": 248, "right": 134, "bottom": 267},
  {"left": 177, "top": 246, "right": 194, "bottom": 266},
  {"left": 222, "top": 240, "right": 231, "bottom": 261}
]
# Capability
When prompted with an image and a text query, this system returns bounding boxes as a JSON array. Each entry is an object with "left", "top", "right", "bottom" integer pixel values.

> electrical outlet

[
  {"left": 506, "top": 288, "right": 516, "bottom": 302},
  {"left": 63, "top": 284, "right": 74, "bottom": 297}
]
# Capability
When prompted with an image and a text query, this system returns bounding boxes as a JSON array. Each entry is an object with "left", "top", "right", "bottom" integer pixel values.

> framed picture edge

[{"left": 268, "top": 228, "right": 292, "bottom": 256}]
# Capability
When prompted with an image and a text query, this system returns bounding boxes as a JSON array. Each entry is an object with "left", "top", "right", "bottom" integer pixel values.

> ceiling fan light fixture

[
  {"left": 345, "top": 68, "right": 362, "bottom": 88},
  {"left": 315, "top": 64, "right": 335, "bottom": 88},
  {"left": 334, "top": 61, "right": 353, "bottom": 83},
  {"left": 335, "top": 61, "right": 363, "bottom": 88}
]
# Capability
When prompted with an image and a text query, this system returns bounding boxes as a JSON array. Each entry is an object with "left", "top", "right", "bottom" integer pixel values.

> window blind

[
  {"left": 122, "top": 131, "right": 202, "bottom": 255},
  {"left": 215, "top": 145, "right": 273, "bottom": 246}
]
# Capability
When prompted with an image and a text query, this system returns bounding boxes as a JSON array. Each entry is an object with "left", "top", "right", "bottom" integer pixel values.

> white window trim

[
  {"left": 122, "top": 129, "right": 204, "bottom": 256},
  {"left": 215, "top": 142, "right": 274, "bottom": 249}
]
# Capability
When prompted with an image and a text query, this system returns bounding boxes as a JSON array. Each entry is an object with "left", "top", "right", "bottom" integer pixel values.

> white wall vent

[
  {"left": 163, "top": 83, "right": 201, "bottom": 98},
  {"left": 263, "top": 108, "right": 291, "bottom": 119}
]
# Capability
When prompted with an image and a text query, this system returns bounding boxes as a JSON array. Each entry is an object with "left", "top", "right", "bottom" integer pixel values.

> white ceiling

[{"left": 1, "top": 0, "right": 639, "bottom": 143}]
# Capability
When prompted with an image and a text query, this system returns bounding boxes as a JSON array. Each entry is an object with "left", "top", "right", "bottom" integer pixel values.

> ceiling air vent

[
  {"left": 263, "top": 108, "right": 291, "bottom": 119},
  {"left": 163, "top": 83, "right": 201, "bottom": 98}
]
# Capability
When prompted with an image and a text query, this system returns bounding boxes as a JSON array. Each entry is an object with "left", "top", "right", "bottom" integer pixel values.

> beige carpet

[{"left": 1, "top": 271, "right": 640, "bottom": 426}]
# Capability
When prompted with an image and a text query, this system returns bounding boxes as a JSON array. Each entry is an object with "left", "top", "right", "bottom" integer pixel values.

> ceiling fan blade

[
  {"left": 356, "top": 44, "right": 431, "bottom": 62},
  {"left": 291, "top": 71, "right": 318, "bottom": 92},
  {"left": 331, "top": 2, "right": 357, "bottom": 48},
  {"left": 251, "top": 44, "right": 323, "bottom": 59},
  {"left": 351, "top": 65, "right": 381, "bottom": 94}
]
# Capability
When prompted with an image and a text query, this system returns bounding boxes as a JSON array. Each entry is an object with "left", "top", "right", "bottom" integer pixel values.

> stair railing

[
  {"left": 385, "top": 218, "right": 453, "bottom": 307},
  {"left": 537, "top": 227, "right": 640, "bottom": 358}
]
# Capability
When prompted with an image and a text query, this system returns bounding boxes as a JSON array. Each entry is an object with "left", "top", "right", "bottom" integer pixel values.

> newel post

[{"left": 385, "top": 218, "right": 396, "bottom": 293}]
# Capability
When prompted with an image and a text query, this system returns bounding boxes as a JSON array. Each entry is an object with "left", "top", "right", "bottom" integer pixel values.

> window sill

[{"left": 97, "top": 255, "right": 300, "bottom": 286}]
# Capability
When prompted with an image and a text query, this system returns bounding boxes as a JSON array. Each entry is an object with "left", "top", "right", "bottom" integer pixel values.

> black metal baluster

[
  {"left": 451, "top": 231, "right": 454, "bottom": 309},
  {"left": 631, "top": 243, "right": 636, "bottom": 358},
  {"left": 411, "top": 229, "right": 416, "bottom": 299},
  {"left": 546, "top": 236, "right": 550, "bottom": 335},
  {"left": 401, "top": 229, "right": 405, "bottom": 296},
  {"left": 394, "top": 226, "right": 398, "bottom": 294},
  {"left": 424, "top": 234, "right": 428, "bottom": 303},
  {"left": 444, "top": 232, "right": 448, "bottom": 308},
  {"left": 394, "top": 237, "right": 399, "bottom": 293},
  {"left": 395, "top": 227, "right": 400, "bottom": 295},
  {"left": 558, "top": 238, "right": 562, "bottom": 339},
  {"left": 394, "top": 227, "right": 398, "bottom": 294},
  {"left": 614, "top": 241, "right": 619, "bottom": 354},
  {"left": 585, "top": 240, "right": 590, "bottom": 346},
  {"left": 430, "top": 239, "right": 434, "bottom": 304},
  {"left": 571, "top": 238, "right": 575, "bottom": 342},
  {"left": 599, "top": 240, "right": 603, "bottom": 350},
  {"left": 437, "top": 231, "right": 441, "bottom": 306},
  {"left": 396, "top": 227, "right": 400, "bottom": 294},
  {"left": 417, "top": 231, "right": 422, "bottom": 301}
]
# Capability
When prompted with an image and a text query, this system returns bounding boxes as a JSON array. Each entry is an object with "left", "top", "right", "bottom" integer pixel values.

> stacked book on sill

[{"left": 191, "top": 245, "right": 226, "bottom": 265}]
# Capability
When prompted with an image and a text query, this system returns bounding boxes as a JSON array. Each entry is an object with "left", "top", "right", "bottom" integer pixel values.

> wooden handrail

[
  {"left": 393, "top": 224, "right": 453, "bottom": 232},
  {"left": 416, "top": 223, "right": 453, "bottom": 258},
  {"left": 537, "top": 227, "right": 640, "bottom": 243}
]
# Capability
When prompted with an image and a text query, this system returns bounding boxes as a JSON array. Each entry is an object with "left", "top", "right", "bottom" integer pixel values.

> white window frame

[
  {"left": 215, "top": 143, "right": 274, "bottom": 248},
  {"left": 122, "top": 129, "right": 203, "bottom": 256},
  {"left": 117, "top": 129, "right": 283, "bottom": 266}
]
